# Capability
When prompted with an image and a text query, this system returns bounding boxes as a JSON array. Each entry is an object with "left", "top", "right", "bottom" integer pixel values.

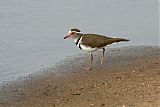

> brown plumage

[
  {"left": 64, "top": 28, "right": 130, "bottom": 70},
  {"left": 81, "top": 34, "right": 129, "bottom": 48}
]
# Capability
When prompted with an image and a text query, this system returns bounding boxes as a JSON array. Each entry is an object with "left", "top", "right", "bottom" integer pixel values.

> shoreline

[{"left": 0, "top": 46, "right": 160, "bottom": 107}]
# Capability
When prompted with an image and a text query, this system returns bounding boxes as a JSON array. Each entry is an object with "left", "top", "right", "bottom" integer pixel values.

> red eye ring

[{"left": 71, "top": 32, "right": 75, "bottom": 35}]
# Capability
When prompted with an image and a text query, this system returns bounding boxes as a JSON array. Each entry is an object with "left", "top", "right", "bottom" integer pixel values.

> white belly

[{"left": 80, "top": 44, "right": 98, "bottom": 52}]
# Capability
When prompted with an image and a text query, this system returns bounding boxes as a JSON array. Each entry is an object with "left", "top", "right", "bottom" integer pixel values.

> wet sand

[{"left": 0, "top": 46, "right": 160, "bottom": 107}]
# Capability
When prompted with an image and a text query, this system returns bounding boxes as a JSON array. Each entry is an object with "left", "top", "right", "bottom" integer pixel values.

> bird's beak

[{"left": 64, "top": 35, "right": 70, "bottom": 39}]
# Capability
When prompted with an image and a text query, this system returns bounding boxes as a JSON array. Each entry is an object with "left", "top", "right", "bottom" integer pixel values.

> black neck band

[{"left": 75, "top": 36, "right": 81, "bottom": 45}]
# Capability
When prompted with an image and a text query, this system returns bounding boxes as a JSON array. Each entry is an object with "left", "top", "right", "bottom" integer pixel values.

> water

[{"left": 0, "top": 0, "right": 159, "bottom": 82}]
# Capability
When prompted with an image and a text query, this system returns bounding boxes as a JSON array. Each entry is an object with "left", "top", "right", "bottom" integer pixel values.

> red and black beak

[{"left": 64, "top": 35, "right": 71, "bottom": 39}]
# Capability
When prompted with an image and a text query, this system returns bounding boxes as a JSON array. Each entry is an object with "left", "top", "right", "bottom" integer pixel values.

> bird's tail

[{"left": 107, "top": 37, "right": 129, "bottom": 44}]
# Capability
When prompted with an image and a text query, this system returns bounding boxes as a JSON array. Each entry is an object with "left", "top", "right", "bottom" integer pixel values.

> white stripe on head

[
  {"left": 68, "top": 31, "right": 72, "bottom": 35},
  {"left": 68, "top": 30, "right": 81, "bottom": 35}
]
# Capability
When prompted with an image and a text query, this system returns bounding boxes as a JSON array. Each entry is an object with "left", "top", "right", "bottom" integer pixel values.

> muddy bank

[{"left": 0, "top": 46, "right": 160, "bottom": 107}]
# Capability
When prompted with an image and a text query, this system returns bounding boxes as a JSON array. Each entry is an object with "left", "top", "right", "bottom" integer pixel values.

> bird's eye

[{"left": 71, "top": 32, "right": 75, "bottom": 35}]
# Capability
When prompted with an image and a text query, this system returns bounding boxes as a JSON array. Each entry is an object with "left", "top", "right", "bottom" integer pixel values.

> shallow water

[{"left": 0, "top": 0, "right": 159, "bottom": 82}]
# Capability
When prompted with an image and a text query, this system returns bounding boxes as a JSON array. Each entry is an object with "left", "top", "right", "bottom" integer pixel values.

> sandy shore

[{"left": 0, "top": 46, "right": 160, "bottom": 107}]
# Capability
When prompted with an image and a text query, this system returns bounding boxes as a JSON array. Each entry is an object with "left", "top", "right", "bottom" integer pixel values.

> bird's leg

[
  {"left": 100, "top": 48, "right": 105, "bottom": 66},
  {"left": 85, "top": 52, "right": 93, "bottom": 70}
]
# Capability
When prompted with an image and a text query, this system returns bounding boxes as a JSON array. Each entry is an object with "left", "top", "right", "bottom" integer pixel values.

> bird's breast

[{"left": 79, "top": 44, "right": 98, "bottom": 52}]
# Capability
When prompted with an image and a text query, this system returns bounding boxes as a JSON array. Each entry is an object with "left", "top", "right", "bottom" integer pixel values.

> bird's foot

[
  {"left": 84, "top": 67, "right": 92, "bottom": 70},
  {"left": 100, "top": 59, "right": 104, "bottom": 66}
]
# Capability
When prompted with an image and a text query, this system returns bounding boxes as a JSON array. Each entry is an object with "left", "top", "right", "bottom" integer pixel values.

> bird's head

[{"left": 64, "top": 28, "right": 81, "bottom": 39}]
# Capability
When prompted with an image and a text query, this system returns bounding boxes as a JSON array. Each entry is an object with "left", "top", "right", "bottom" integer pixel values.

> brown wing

[
  {"left": 81, "top": 34, "right": 112, "bottom": 48},
  {"left": 81, "top": 34, "right": 129, "bottom": 48}
]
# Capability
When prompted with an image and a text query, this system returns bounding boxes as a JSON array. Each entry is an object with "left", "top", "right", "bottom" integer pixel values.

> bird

[{"left": 64, "top": 28, "right": 129, "bottom": 70}]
